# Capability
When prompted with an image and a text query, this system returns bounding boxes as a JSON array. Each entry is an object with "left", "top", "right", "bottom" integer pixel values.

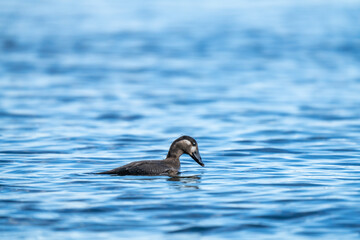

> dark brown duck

[{"left": 97, "top": 136, "right": 204, "bottom": 176}]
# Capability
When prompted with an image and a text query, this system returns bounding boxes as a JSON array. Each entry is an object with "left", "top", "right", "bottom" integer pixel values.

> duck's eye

[{"left": 192, "top": 142, "right": 196, "bottom": 146}]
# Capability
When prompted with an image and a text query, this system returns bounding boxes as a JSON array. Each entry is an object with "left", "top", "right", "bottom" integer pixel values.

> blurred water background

[{"left": 1, "top": 0, "right": 360, "bottom": 239}]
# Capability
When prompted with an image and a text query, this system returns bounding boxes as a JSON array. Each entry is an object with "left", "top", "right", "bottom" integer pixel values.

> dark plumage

[{"left": 97, "top": 136, "right": 204, "bottom": 176}]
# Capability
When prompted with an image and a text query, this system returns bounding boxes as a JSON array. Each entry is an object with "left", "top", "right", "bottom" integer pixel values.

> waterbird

[{"left": 97, "top": 136, "right": 204, "bottom": 176}]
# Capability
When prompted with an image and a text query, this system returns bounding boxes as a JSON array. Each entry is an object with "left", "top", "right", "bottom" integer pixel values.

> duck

[{"left": 97, "top": 136, "right": 204, "bottom": 176}]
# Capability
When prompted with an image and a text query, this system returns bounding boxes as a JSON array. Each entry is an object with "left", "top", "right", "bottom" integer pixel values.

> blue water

[{"left": 1, "top": 0, "right": 360, "bottom": 239}]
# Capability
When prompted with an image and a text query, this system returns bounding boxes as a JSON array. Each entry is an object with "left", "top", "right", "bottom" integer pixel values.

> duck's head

[{"left": 167, "top": 136, "right": 204, "bottom": 167}]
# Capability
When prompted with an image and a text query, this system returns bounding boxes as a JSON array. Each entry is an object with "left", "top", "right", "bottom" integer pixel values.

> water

[{"left": 1, "top": 0, "right": 360, "bottom": 239}]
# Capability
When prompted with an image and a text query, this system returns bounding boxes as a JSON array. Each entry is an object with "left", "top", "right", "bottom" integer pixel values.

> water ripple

[{"left": 1, "top": 0, "right": 360, "bottom": 239}]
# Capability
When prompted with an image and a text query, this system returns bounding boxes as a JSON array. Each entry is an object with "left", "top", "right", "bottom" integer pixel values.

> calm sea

[{"left": 1, "top": 0, "right": 360, "bottom": 239}]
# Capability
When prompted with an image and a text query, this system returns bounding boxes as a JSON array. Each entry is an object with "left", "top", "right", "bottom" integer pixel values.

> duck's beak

[{"left": 191, "top": 149, "right": 204, "bottom": 167}]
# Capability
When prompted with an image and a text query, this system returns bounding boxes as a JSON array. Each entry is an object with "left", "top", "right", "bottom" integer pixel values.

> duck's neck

[
  {"left": 165, "top": 146, "right": 184, "bottom": 166},
  {"left": 166, "top": 148, "right": 183, "bottom": 159}
]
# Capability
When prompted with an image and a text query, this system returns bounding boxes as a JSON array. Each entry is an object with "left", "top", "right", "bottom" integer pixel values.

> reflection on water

[
  {"left": 1, "top": 0, "right": 360, "bottom": 239},
  {"left": 167, "top": 175, "right": 202, "bottom": 190}
]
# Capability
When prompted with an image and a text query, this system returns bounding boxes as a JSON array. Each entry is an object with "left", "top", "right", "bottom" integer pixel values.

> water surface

[{"left": 1, "top": 0, "right": 360, "bottom": 239}]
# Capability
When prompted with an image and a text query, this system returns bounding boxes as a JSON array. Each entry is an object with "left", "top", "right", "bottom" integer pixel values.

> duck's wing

[{"left": 97, "top": 160, "right": 177, "bottom": 176}]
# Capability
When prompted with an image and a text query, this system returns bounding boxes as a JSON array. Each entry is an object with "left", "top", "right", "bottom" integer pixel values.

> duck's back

[{"left": 98, "top": 160, "right": 178, "bottom": 176}]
